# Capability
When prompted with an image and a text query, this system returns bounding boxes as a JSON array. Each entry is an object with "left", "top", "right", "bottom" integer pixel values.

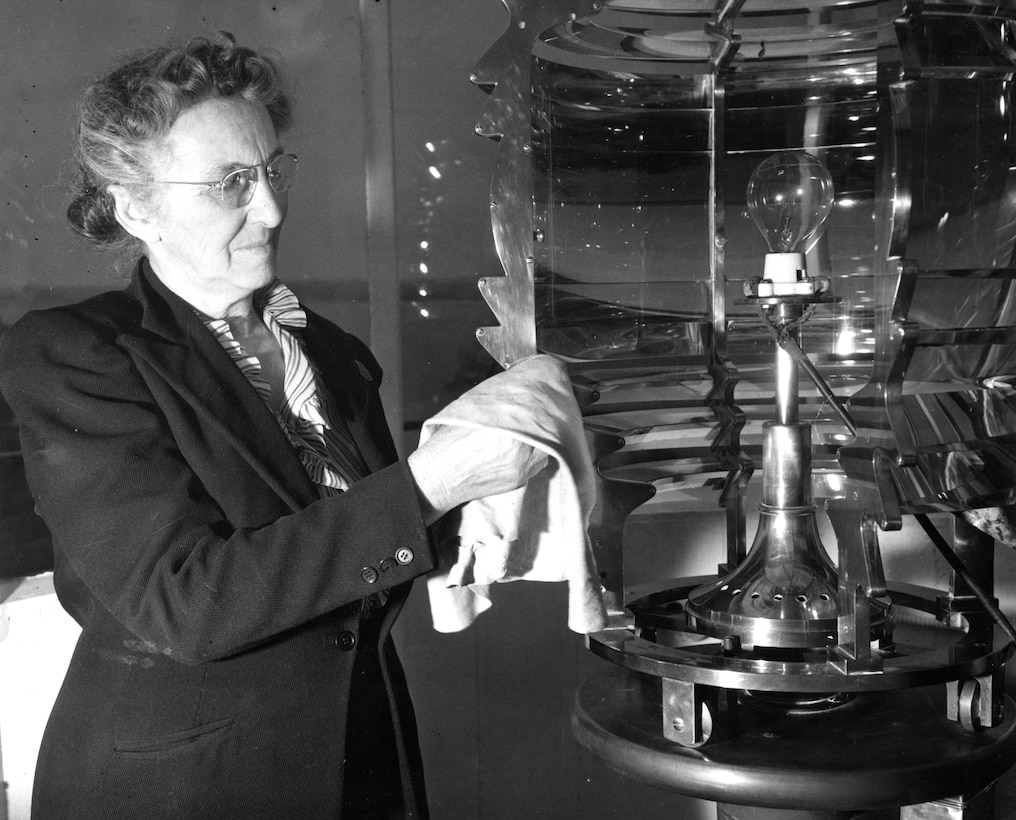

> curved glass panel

[
  {"left": 530, "top": 0, "right": 887, "bottom": 479},
  {"left": 531, "top": 1, "right": 883, "bottom": 380},
  {"left": 532, "top": 65, "right": 713, "bottom": 360},
  {"left": 526, "top": 0, "right": 1016, "bottom": 518}
]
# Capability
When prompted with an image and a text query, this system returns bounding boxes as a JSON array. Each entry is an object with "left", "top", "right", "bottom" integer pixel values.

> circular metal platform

[
  {"left": 589, "top": 580, "right": 1012, "bottom": 694},
  {"left": 573, "top": 665, "right": 1016, "bottom": 810}
]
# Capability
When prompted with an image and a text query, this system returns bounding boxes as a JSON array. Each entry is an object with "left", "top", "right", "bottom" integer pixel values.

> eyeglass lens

[{"left": 219, "top": 154, "right": 299, "bottom": 208}]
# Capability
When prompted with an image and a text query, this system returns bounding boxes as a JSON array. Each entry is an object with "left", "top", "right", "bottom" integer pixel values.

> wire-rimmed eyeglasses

[{"left": 155, "top": 153, "right": 299, "bottom": 209}]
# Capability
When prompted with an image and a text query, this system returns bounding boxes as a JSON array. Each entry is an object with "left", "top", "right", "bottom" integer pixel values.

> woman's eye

[{"left": 220, "top": 172, "right": 248, "bottom": 193}]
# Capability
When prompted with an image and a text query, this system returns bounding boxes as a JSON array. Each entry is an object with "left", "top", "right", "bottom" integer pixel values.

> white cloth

[{"left": 423, "top": 354, "right": 607, "bottom": 634}]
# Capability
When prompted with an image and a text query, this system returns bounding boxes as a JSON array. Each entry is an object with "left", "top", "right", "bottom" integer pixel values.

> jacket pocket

[{"left": 113, "top": 717, "right": 234, "bottom": 760}]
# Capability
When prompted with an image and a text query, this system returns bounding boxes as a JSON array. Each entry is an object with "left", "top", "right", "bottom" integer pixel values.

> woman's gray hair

[{"left": 67, "top": 32, "right": 292, "bottom": 252}]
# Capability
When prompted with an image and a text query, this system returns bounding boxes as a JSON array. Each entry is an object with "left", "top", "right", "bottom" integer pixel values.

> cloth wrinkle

[{"left": 422, "top": 354, "right": 607, "bottom": 634}]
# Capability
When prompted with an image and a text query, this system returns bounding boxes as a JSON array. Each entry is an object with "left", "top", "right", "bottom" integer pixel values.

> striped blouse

[{"left": 199, "top": 280, "right": 369, "bottom": 496}]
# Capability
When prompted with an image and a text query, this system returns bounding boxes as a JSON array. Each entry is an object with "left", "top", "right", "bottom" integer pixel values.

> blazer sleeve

[{"left": 0, "top": 308, "right": 437, "bottom": 665}]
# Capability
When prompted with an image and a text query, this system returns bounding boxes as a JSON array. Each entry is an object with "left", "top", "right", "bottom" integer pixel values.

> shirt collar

[
  {"left": 256, "top": 279, "right": 307, "bottom": 329},
  {"left": 189, "top": 279, "right": 308, "bottom": 331}
]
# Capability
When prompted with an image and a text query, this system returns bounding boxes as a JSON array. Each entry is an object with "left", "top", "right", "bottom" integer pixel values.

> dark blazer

[{"left": 0, "top": 260, "right": 437, "bottom": 819}]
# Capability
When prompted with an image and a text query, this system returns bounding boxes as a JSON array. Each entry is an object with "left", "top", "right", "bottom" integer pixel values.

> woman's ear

[{"left": 107, "top": 184, "right": 161, "bottom": 244}]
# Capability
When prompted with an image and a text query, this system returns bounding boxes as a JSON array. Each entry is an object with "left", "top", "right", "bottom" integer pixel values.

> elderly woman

[{"left": 0, "top": 34, "right": 545, "bottom": 819}]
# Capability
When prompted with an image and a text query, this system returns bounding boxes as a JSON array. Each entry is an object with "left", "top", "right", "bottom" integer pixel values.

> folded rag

[{"left": 422, "top": 354, "right": 607, "bottom": 634}]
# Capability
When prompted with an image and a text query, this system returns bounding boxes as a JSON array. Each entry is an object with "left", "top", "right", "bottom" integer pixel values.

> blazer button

[
  {"left": 379, "top": 557, "right": 396, "bottom": 573},
  {"left": 395, "top": 547, "right": 414, "bottom": 566},
  {"left": 334, "top": 631, "right": 357, "bottom": 651},
  {"left": 361, "top": 566, "right": 379, "bottom": 584}
]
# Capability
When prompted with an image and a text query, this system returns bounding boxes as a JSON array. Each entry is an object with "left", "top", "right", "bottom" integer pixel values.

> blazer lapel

[{"left": 122, "top": 262, "right": 320, "bottom": 511}]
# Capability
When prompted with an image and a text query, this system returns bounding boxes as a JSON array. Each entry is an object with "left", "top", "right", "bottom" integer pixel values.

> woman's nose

[{"left": 247, "top": 172, "right": 287, "bottom": 227}]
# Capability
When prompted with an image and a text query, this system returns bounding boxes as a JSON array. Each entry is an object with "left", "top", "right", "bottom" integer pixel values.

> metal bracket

[
  {"left": 705, "top": 0, "right": 746, "bottom": 70},
  {"left": 826, "top": 503, "right": 889, "bottom": 674},
  {"left": 947, "top": 669, "right": 1006, "bottom": 732},
  {"left": 662, "top": 677, "right": 735, "bottom": 748}
]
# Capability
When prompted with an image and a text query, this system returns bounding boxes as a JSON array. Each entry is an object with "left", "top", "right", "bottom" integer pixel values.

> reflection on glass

[
  {"left": 531, "top": 63, "right": 713, "bottom": 361},
  {"left": 892, "top": 68, "right": 1016, "bottom": 390}
]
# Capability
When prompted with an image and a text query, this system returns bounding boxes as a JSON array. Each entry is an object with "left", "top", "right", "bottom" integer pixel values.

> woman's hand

[{"left": 407, "top": 424, "right": 548, "bottom": 525}]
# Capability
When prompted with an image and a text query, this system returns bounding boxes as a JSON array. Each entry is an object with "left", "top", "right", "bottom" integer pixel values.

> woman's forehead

[{"left": 159, "top": 98, "right": 281, "bottom": 176}]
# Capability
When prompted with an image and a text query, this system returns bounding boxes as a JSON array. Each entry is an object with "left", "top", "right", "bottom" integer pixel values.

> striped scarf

[{"left": 201, "top": 280, "right": 369, "bottom": 495}]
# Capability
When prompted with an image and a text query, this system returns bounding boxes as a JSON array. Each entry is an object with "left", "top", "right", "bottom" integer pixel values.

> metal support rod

[
  {"left": 714, "top": 0, "right": 747, "bottom": 27},
  {"left": 774, "top": 305, "right": 800, "bottom": 425},
  {"left": 758, "top": 305, "right": 857, "bottom": 436},
  {"left": 915, "top": 513, "right": 1016, "bottom": 647}
]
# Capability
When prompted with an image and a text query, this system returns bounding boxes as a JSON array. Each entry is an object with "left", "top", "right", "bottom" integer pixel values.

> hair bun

[{"left": 67, "top": 186, "right": 124, "bottom": 246}]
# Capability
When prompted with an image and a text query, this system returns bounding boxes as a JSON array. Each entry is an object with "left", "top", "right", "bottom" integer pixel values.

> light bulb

[
  {"left": 746, "top": 151, "right": 834, "bottom": 292},
  {"left": 747, "top": 151, "right": 834, "bottom": 253}
]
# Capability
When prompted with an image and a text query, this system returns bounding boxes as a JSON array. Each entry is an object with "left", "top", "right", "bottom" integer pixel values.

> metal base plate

[
  {"left": 590, "top": 580, "right": 1012, "bottom": 694},
  {"left": 573, "top": 665, "right": 1016, "bottom": 811}
]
